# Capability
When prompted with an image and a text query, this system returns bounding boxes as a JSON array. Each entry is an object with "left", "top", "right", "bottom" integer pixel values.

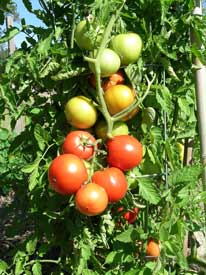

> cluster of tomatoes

[{"left": 48, "top": 19, "right": 160, "bottom": 257}]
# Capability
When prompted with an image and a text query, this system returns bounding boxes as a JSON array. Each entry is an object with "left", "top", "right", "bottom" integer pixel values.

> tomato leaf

[
  {"left": 138, "top": 178, "right": 161, "bottom": 205},
  {"left": 34, "top": 124, "right": 50, "bottom": 151},
  {"left": 0, "top": 27, "right": 20, "bottom": 44},
  {"left": 0, "top": 260, "right": 8, "bottom": 272},
  {"left": 28, "top": 167, "right": 39, "bottom": 191},
  {"left": 26, "top": 236, "right": 38, "bottom": 255},
  {"left": 115, "top": 227, "right": 139, "bottom": 243},
  {"left": 168, "top": 165, "right": 202, "bottom": 185},
  {"left": 32, "top": 262, "right": 42, "bottom": 275}
]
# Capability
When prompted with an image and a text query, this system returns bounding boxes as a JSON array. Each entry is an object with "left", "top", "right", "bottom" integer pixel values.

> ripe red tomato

[
  {"left": 64, "top": 96, "right": 97, "bottom": 129},
  {"left": 92, "top": 167, "right": 128, "bottom": 202},
  {"left": 117, "top": 207, "right": 139, "bottom": 224},
  {"left": 48, "top": 154, "right": 88, "bottom": 195},
  {"left": 104, "top": 84, "right": 139, "bottom": 121},
  {"left": 110, "top": 33, "right": 143, "bottom": 65},
  {"left": 75, "top": 182, "right": 108, "bottom": 216},
  {"left": 146, "top": 239, "right": 160, "bottom": 257},
  {"left": 62, "top": 131, "right": 96, "bottom": 160},
  {"left": 89, "top": 48, "right": 121, "bottom": 77},
  {"left": 106, "top": 135, "right": 143, "bottom": 171}
]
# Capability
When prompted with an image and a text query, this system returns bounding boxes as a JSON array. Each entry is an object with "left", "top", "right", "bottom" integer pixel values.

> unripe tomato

[
  {"left": 89, "top": 49, "right": 121, "bottom": 77},
  {"left": 104, "top": 84, "right": 139, "bottom": 121},
  {"left": 62, "top": 131, "right": 96, "bottom": 160},
  {"left": 95, "top": 120, "right": 129, "bottom": 140},
  {"left": 48, "top": 154, "right": 88, "bottom": 195},
  {"left": 75, "top": 20, "right": 93, "bottom": 50},
  {"left": 64, "top": 96, "right": 97, "bottom": 129},
  {"left": 107, "top": 135, "right": 143, "bottom": 171},
  {"left": 110, "top": 33, "right": 143, "bottom": 65},
  {"left": 146, "top": 239, "right": 160, "bottom": 257},
  {"left": 75, "top": 182, "right": 108, "bottom": 216},
  {"left": 92, "top": 167, "right": 128, "bottom": 202}
]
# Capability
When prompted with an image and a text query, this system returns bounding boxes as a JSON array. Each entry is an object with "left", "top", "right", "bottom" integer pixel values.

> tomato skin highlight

[
  {"left": 64, "top": 96, "right": 97, "bottom": 129},
  {"left": 48, "top": 154, "right": 88, "bottom": 195},
  {"left": 104, "top": 84, "right": 139, "bottom": 121},
  {"left": 106, "top": 135, "right": 143, "bottom": 171},
  {"left": 92, "top": 167, "right": 128, "bottom": 202},
  {"left": 62, "top": 131, "right": 96, "bottom": 160},
  {"left": 75, "top": 182, "right": 108, "bottom": 216},
  {"left": 110, "top": 33, "right": 143, "bottom": 65},
  {"left": 146, "top": 239, "right": 160, "bottom": 257}
]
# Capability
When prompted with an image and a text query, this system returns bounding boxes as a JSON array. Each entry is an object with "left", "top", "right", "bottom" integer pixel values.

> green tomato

[
  {"left": 89, "top": 48, "right": 121, "bottom": 77},
  {"left": 95, "top": 120, "right": 129, "bottom": 140},
  {"left": 110, "top": 33, "right": 143, "bottom": 65},
  {"left": 65, "top": 96, "right": 98, "bottom": 129},
  {"left": 75, "top": 20, "right": 93, "bottom": 50}
]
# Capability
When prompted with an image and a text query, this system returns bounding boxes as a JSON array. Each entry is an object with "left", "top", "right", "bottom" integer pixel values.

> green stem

[
  {"left": 84, "top": 2, "right": 126, "bottom": 138},
  {"left": 25, "top": 259, "right": 60, "bottom": 267},
  {"left": 70, "top": 3, "right": 76, "bottom": 49}
]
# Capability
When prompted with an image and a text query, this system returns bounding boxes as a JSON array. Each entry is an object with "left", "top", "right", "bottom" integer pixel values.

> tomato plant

[
  {"left": 62, "top": 130, "right": 96, "bottom": 160},
  {"left": 0, "top": 0, "right": 205, "bottom": 274},
  {"left": 92, "top": 167, "right": 128, "bottom": 202},
  {"left": 75, "top": 182, "right": 108, "bottom": 216},
  {"left": 110, "top": 33, "right": 143, "bottom": 65},
  {"left": 106, "top": 135, "right": 143, "bottom": 171},
  {"left": 64, "top": 96, "right": 98, "bottom": 129},
  {"left": 104, "top": 84, "right": 139, "bottom": 121},
  {"left": 48, "top": 154, "right": 88, "bottom": 195}
]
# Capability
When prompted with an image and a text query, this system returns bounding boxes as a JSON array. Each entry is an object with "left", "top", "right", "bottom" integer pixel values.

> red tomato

[
  {"left": 117, "top": 207, "right": 138, "bottom": 224},
  {"left": 146, "top": 239, "right": 160, "bottom": 257},
  {"left": 92, "top": 167, "right": 128, "bottom": 202},
  {"left": 106, "top": 135, "right": 143, "bottom": 171},
  {"left": 62, "top": 131, "right": 96, "bottom": 160},
  {"left": 123, "top": 207, "right": 139, "bottom": 224},
  {"left": 75, "top": 182, "right": 108, "bottom": 216},
  {"left": 48, "top": 154, "right": 88, "bottom": 195}
]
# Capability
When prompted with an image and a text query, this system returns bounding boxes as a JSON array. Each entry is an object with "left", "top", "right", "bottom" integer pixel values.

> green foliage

[{"left": 0, "top": 0, "right": 205, "bottom": 274}]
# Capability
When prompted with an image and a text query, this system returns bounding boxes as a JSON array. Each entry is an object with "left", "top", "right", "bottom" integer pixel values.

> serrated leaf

[
  {"left": 26, "top": 236, "right": 38, "bottom": 255},
  {"left": 156, "top": 86, "right": 172, "bottom": 115},
  {"left": 105, "top": 251, "right": 118, "bottom": 264},
  {"left": 21, "top": 158, "right": 40, "bottom": 173},
  {"left": 168, "top": 165, "right": 202, "bottom": 185},
  {"left": 29, "top": 167, "right": 39, "bottom": 191},
  {"left": 32, "top": 262, "right": 42, "bottom": 275},
  {"left": 34, "top": 124, "right": 50, "bottom": 151},
  {"left": 15, "top": 259, "right": 24, "bottom": 275},
  {"left": 37, "top": 33, "right": 53, "bottom": 55},
  {"left": 0, "top": 260, "right": 8, "bottom": 271},
  {"left": 115, "top": 228, "right": 138, "bottom": 243},
  {"left": 138, "top": 178, "right": 161, "bottom": 205}
]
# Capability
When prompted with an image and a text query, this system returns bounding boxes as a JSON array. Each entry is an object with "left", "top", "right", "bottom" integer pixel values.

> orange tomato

[
  {"left": 104, "top": 84, "right": 138, "bottom": 121},
  {"left": 146, "top": 239, "right": 160, "bottom": 257}
]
